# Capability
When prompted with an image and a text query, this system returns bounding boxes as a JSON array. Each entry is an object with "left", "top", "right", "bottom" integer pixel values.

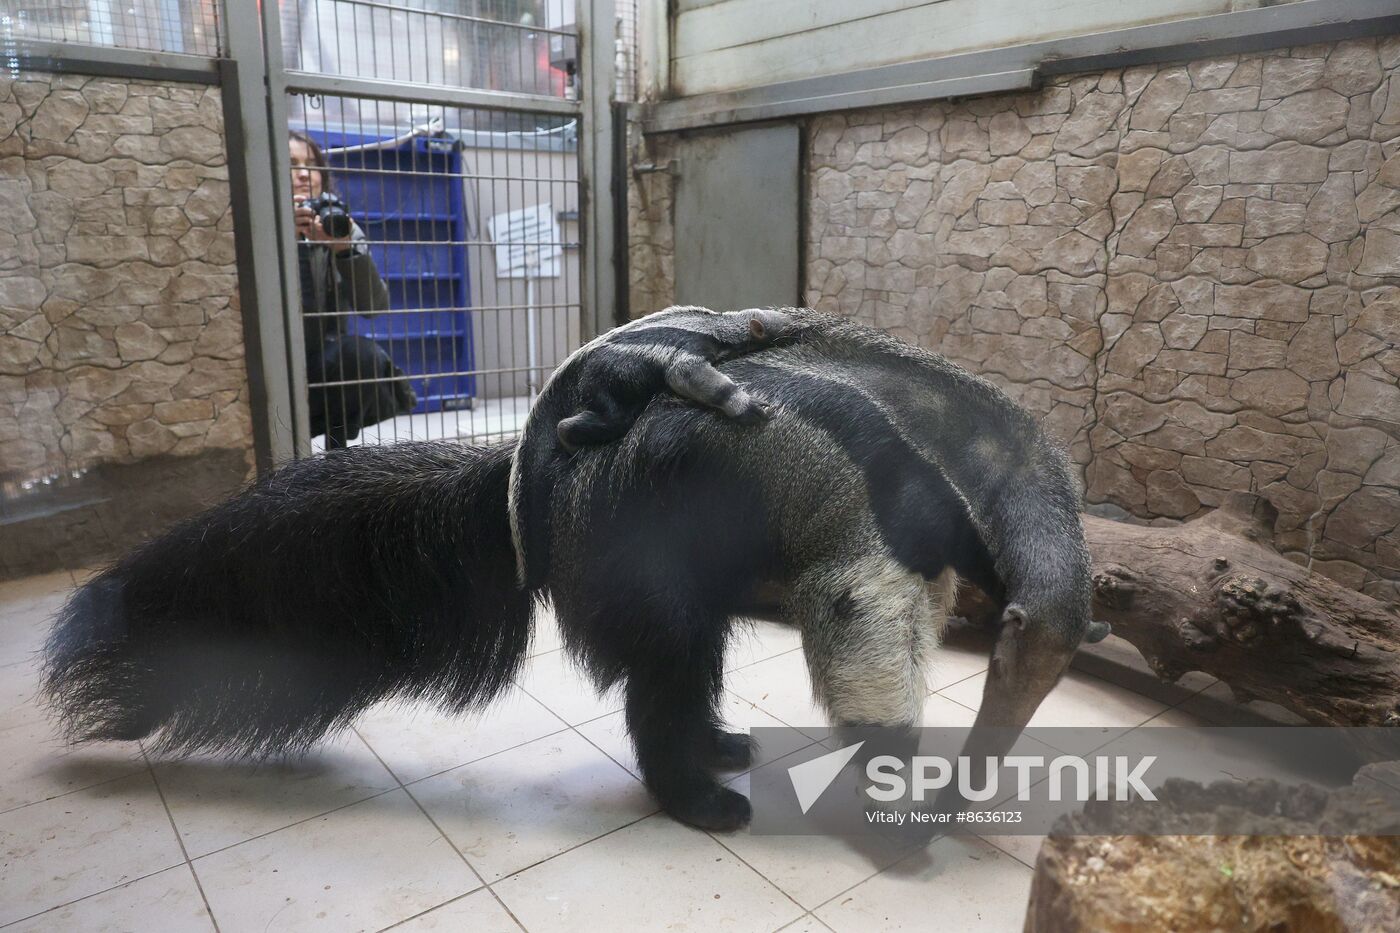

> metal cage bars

[{"left": 260, "top": 1, "right": 611, "bottom": 456}]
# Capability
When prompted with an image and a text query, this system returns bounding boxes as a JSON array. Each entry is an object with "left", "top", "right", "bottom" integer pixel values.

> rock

[
  {"left": 1357, "top": 182, "right": 1400, "bottom": 224},
  {"left": 158, "top": 126, "right": 224, "bottom": 164},
  {"left": 1326, "top": 426, "right": 1390, "bottom": 475},
  {"left": 1037, "top": 231, "right": 1102, "bottom": 275},
  {"left": 1228, "top": 145, "right": 1330, "bottom": 183},
  {"left": 1243, "top": 198, "right": 1306, "bottom": 238},
  {"left": 1171, "top": 185, "right": 1222, "bottom": 223},
  {"left": 1117, "top": 199, "right": 1177, "bottom": 257},
  {"left": 1324, "top": 41, "right": 1384, "bottom": 95},
  {"left": 1260, "top": 89, "right": 1349, "bottom": 143},
  {"left": 1106, "top": 324, "right": 1164, "bottom": 378},
  {"left": 45, "top": 161, "right": 113, "bottom": 199},
  {"left": 1261, "top": 57, "right": 1326, "bottom": 98},
  {"left": 1117, "top": 148, "right": 1165, "bottom": 192},
  {"left": 1054, "top": 92, "right": 1124, "bottom": 155},
  {"left": 125, "top": 418, "right": 179, "bottom": 458},
  {"left": 1229, "top": 368, "right": 1311, "bottom": 417},
  {"left": 1182, "top": 87, "right": 1260, "bottom": 114},
  {"left": 114, "top": 321, "right": 167, "bottom": 362},
  {"left": 1357, "top": 229, "right": 1400, "bottom": 277},
  {"left": 1160, "top": 312, "right": 1208, "bottom": 349},
  {"left": 1287, "top": 316, "right": 1341, "bottom": 381},
  {"left": 894, "top": 180, "right": 933, "bottom": 228},
  {"left": 1146, "top": 469, "right": 1201, "bottom": 517},
  {"left": 1326, "top": 486, "right": 1400, "bottom": 549},
  {"left": 942, "top": 116, "right": 988, "bottom": 155},
  {"left": 29, "top": 91, "right": 88, "bottom": 142},
  {"left": 1130, "top": 68, "right": 1190, "bottom": 131},
  {"left": 936, "top": 163, "right": 992, "bottom": 216},
  {"left": 1214, "top": 282, "right": 1310, "bottom": 322},
  {"left": 1353, "top": 299, "right": 1400, "bottom": 344},
  {"left": 1245, "top": 234, "right": 1329, "bottom": 284},
  {"left": 1059, "top": 164, "right": 1116, "bottom": 206},
  {"left": 1364, "top": 447, "right": 1400, "bottom": 488},
  {"left": 886, "top": 126, "right": 929, "bottom": 165},
  {"left": 154, "top": 398, "right": 215, "bottom": 424},
  {"left": 1338, "top": 373, "right": 1400, "bottom": 421},
  {"left": 988, "top": 111, "right": 1031, "bottom": 156}
]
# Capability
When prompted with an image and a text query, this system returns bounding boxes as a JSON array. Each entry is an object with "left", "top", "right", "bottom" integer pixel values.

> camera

[{"left": 299, "top": 191, "right": 353, "bottom": 240}]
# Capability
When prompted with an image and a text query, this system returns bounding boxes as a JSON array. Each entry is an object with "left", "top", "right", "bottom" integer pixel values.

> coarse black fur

[
  {"left": 534, "top": 310, "right": 1099, "bottom": 827},
  {"left": 43, "top": 441, "right": 530, "bottom": 758},
  {"left": 44, "top": 310, "right": 1100, "bottom": 832},
  {"left": 555, "top": 306, "right": 799, "bottom": 451},
  {"left": 510, "top": 305, "right": 806, "bottom": 590}
]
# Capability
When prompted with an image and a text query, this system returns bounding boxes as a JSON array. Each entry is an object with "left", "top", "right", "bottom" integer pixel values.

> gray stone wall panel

[
  {"left": 0, "top": 72, "right": 252, "bottom": 482},
  {"left": 627, "top": 36, "right": 1400, "bottom": 603}
]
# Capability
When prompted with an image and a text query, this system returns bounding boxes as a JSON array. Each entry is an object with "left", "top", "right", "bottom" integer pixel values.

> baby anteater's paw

[{"left": 732, "top": 397, "right": 775, "bottom": 426}]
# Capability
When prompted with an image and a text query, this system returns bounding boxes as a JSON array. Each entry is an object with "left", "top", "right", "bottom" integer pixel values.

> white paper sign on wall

[{"left": 487, "top": 203, "right": 562, "bottom": 279}]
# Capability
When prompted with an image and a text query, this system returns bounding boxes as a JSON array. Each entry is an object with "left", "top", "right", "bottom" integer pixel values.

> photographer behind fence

[{"left": 289, "top": 131, "right": 417, "bottom": 448}]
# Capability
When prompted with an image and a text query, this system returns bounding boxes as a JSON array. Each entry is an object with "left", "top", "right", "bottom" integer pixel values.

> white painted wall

[{"left": 669, "top": 0, "right": 1308, "bottom": 96}]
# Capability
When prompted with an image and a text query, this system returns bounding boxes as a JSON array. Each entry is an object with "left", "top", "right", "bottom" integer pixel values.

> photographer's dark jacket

[{"left": 298, "top": 221, "right": 390, "bottom": 337}]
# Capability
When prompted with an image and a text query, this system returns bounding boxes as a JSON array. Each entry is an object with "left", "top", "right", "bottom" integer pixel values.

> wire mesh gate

[
  {"left": 7, "top": 0, "right": 621, "bottom": 465},
  {"left": 274, "top": 0, "right": 599, "bottom": 450}
]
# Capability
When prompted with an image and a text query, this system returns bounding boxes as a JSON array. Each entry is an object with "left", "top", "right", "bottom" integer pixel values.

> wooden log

[{"left": 954, "top": 493, "right": 1400, "bottom": 728}]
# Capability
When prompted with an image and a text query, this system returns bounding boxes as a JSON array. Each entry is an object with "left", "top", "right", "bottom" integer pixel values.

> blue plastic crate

[{"left": 303, "top": 130, "right": 475, "bottom": 412}]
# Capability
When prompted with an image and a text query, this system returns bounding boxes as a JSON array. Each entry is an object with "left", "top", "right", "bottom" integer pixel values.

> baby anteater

[{"left": 554, "top": 305, "right": 799, "bottom": 450}]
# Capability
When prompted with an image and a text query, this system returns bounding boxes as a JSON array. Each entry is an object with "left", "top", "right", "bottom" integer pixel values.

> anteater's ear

[
  {"left": 1001, "top": 603, "right": 1029, "bottom": 630},
  {"left": 749, "top": 317, "right": 767, "bottom": 340},
  {"left": 1084, "top": 620, "right": 1111, "bottom": 643}
]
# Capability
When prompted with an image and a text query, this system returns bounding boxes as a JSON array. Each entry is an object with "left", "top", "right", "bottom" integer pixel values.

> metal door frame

[{"left": 225, "top": 0, "right": 617, "bottom": 466}]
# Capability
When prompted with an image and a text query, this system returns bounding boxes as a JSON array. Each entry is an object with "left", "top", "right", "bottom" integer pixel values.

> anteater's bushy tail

[{"left": 42, "top": 441, "right": 530, "bottom": 758}]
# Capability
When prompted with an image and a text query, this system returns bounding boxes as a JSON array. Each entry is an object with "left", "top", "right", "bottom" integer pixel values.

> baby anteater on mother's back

[{"left": 554, "top": 305, "right": 800, "bottom": 450}]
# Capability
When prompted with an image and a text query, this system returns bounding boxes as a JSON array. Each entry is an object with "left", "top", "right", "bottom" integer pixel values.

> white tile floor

[
  {"left": 311, "top": 395, "right": 533, "bottom": 453},
  {"left": 0, "top": 570, "right": 1223, "bottom": 933}
]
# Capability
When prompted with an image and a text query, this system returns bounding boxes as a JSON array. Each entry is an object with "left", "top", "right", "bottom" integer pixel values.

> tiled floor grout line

[
  {"left": 0, "top": 756, "right": 221, "bottom": 932},
  {"left": 0, "top": 764, "right": 146, "bottom": 816},
  {"left": 387, "top": 717, "right": 576, "bottom": 788},
  {"left": 975, "top": 836, "right": 1038, "bottom": 870},
  {"left": 352, "top": 729, "right": 532, "bottom": 933},
  {"left": 2, "top": 587, "right": 1240, "bottom": 932},
  {"left": 701, "top": 829, "right": 817, "bottom": 919},
  {"left": 372, "top": 890, "right": 482, "bottom": 933},
  {"left": 526, "top": 668, "right": 837, "bottom": 920},
  {"left": 725, "top": 643, "right": 804, "bottom": 675},
  {"left": 143, "top": 748, "right": 224, "bottom": 933},
  {"left": 181, "top": 784, "right": 403, "bottom": 862},
  {"left": 0, "top": 865, "right": 191, "bottom": 930}
]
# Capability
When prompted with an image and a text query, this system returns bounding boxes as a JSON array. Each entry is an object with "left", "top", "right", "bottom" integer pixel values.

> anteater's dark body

[{"left": 44, "top": 310, "right": 1100, "bottom": 830}]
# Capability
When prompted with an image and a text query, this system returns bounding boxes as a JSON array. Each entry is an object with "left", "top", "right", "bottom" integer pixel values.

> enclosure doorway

[{"left": 270, "top": 1, "right": 604, "bottom": 452}]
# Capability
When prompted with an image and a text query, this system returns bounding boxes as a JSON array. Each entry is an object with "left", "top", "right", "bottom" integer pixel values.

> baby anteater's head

[{"left": 738, "top": 308, "right": 800, "bottom": 348}]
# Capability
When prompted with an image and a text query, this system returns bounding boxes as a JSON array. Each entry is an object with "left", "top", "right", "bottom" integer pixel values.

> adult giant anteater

[{"left": 43, "top": 309, "right": 1106, "bottom": 830}]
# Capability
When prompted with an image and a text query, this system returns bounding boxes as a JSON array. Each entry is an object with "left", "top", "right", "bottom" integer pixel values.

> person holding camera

[{"left": 289, "top": 130, "right": 416, "bottom": 448}]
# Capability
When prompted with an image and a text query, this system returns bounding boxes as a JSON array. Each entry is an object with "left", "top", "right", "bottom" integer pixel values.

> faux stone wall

[
  {"left": 626, "top": 124, "right": 677, "bottom": 318},
  {"left": 803, "top": 36, "right": 1400, "bottom": 603},
  {"left": 0, "top": 71, "right": 253, "bottom": 576}
]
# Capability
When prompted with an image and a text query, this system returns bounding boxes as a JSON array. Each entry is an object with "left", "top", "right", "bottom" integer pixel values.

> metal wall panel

[
  {"left": 673, "top": 123, "right": 800, "bottom": 312},
  {"left": 671, "top": 0, "right": 1306, "bottom": 96}
]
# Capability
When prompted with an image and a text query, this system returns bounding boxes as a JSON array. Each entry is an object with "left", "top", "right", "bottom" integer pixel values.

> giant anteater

[{"left": 43, "top": 309, "right": 1106, "bottom": 831}]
